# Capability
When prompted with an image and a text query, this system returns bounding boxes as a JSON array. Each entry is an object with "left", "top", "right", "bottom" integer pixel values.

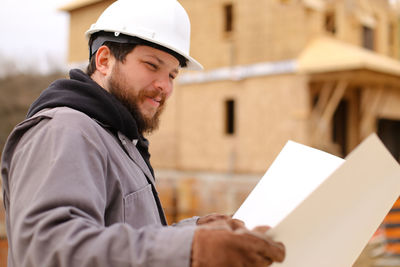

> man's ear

[{"left": 95, "top": 45, "right": 114, "bottom": 76}]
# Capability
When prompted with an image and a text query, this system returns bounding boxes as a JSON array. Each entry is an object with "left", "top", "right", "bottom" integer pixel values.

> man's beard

[{"left": 107, "top": 64, "right": 166, "bottom": 135}]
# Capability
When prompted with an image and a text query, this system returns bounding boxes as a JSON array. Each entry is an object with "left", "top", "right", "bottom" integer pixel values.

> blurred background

[{"left": 2, "top": 0, "right": 400, "bottom": 266}]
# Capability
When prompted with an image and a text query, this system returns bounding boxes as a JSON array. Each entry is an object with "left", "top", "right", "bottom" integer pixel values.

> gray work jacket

[{"left": 1, "top": 107, "right": 196, "bottom": 267}]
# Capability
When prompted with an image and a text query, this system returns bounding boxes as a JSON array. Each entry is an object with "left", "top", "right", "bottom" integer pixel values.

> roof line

[{"left": 177, "top": 60, "right": 297, "bottom": 85}]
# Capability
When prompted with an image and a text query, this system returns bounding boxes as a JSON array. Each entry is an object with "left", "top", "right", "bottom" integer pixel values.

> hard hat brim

[{"left": 86, "top": 29, "right": 203, "bottom": 71}]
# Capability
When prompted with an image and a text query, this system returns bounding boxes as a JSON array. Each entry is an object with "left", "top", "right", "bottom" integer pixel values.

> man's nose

[{"left": 154, "top": 75, "right": 173, "bottom": 97}]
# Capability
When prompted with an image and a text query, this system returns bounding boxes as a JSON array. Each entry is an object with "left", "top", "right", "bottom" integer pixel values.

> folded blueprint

[{"left": 234, "top": 134, "right": 400, "bottom": 267}]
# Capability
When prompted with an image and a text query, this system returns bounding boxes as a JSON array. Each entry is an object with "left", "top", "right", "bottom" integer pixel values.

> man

[{"left": 1, "top": 0, "right": 285, "bottom": 266}]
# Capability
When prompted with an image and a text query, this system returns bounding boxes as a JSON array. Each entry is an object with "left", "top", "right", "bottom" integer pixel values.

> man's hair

[
  {"left": 86, "top": 32, "right": 188, "bottom": 76},
  {"left": 86, "top": 36, "right": 137, "bottom": 76}
]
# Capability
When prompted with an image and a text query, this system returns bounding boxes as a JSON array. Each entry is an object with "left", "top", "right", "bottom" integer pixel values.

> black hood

[
  {"left": 27, "top": 69, "right": 140, "bottom": 139},
  {"left": 27, "top": 68, "right": 153, "bottom": 174}
]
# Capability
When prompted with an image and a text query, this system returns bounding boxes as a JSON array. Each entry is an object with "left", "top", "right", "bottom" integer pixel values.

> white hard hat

[{"left": 86, "top": 0, "right": 203, "bottom": 70}]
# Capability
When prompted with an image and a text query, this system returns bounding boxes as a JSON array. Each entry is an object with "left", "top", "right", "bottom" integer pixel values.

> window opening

[
  {"left": 225, "top": 99, "right": 235, "bottom": 135},
  {"left": 378, "top": 119, "right": 400, "bottom": 162},
  {"left": 325, "top": 11, "right": 336, "bottom": 34},
  {"left": 332, "top": 100, "right": 348, "bottom": 156},
  {"left": 224, "top": 4, "right": 233, "bottom": 33},
  {"left": 362, "top": 25, "right": 375, "bottom": 50}
]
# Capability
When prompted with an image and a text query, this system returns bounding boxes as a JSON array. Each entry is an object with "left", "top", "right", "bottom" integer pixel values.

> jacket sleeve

[
  {"left": 173, "top": 216, "right": 200, "bottom": 227},
  {"left": 3, "top": 115, "right": 195, "bottom": 267}
]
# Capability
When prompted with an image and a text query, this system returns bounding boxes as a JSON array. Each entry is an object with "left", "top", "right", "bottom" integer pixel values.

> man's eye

[
  {"left": 146, "top": 62, "right": 158, "bottom": 69},
  {"left": 170, "top": 74, "right": 176, "bottom": 80}
]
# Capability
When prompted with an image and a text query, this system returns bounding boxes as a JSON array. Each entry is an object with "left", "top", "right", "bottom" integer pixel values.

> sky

[{"left": 0, "top": 0, "right": 71, "bottom": 76}]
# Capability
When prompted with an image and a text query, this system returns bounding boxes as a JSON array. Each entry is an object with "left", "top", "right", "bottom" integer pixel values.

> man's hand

[
  {"left": 191, "top": 224, "right": 285, "bottom": 267},
  {"left": 196, "top": 213, "right": 245, "bottom": 230}
]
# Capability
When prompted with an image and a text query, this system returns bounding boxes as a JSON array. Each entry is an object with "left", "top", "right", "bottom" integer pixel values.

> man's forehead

[{"left": 136, "top": 45, "right": 180, "bottom": 72}]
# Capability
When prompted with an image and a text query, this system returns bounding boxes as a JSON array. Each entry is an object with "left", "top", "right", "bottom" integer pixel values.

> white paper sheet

[{"left": 233, "top": 134, "right": 400, "bottom": 267}]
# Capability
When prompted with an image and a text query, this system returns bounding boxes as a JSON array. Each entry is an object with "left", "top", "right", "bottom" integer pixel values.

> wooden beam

[
  {"left": 321, "top": 79, "right": 348, "bottom": 127},
  {"left": 311, "top": 80, "right": 348, "bottom": 151},
  {"left": 312, "top": 82, "right": 334, "bottom": 122},
  {"left": 360, "top": 86, "right": 385, "bottom": 138}
]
